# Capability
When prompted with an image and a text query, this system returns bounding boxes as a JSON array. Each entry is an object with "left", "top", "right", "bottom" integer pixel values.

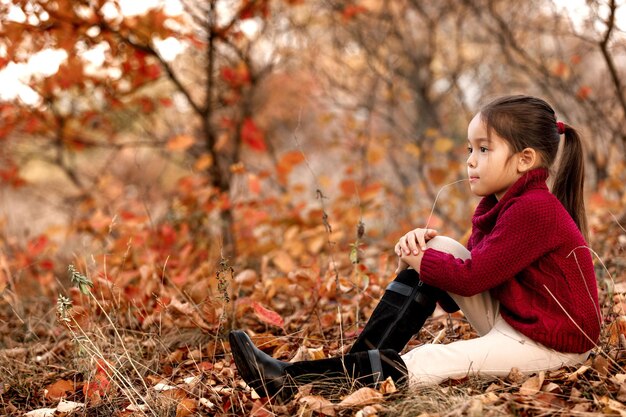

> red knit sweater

[{"left": 420, "top": 168, "right": 601, "bottom": 353}]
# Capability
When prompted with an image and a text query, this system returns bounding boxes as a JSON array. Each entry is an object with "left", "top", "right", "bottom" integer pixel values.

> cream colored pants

[{"left": 401, "top": 236, "right": 589, "bottom": 386}]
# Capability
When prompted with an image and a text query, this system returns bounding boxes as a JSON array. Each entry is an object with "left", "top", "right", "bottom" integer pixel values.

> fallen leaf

[
  {"left": 272, "top": 250, "right": 296, "bottom": 273},
  {"left": 56, "top": 400, "right": 85, "bottom": 413},
  {"left": 478, "top": 392, "right": 499, "bottom": 404},
  {"left": 44, "top": 379, "right": 74, "bottom": 401},
  {"left": 24, "top": 408, "right": 56, "bottom": 417},
  {"left": 338, "top": 387, "right": 383, "bottom": 407},
  {"left": 183, "top": 376, "right": 201, "bottom": 386},
  {"left": 199, "top": 398, "right": 215, "bottom": 410},
  {"left": 153, "top": 382, "right": 178, "bottom": 392},
  {"left": 466, "top": 398, "right": 483, "bottom": 417},
  {"left": 235, "top": 269, "right": 258, "bottom": 288},
  {"left": 250, "top": 399, "right": 273, "bottom": 417},
  {"left": 176, "top": 398, "right": 197, "bottom": 417},
  {"left": 593, "top": 355, "right": 610, "bottom": 376},
  {"left": 618, "top": 384, "right": 626, "bottom": 402},
  {"left": 126, "top": 403, "right": 150, "bottom": 412},
  {"left": 541, "top": 382, "right": 561, "bottom": 393},
  {"left": 519, "top": 371, "right": 544, "bottom": 395},
  {"left": 251, "top": 301, "right": 284, "bottom": 328},
  {"left": 600, "top": 396, "right": 626, "bottom": 416},
  {"left": 378, "top": 377, "right": 397, "bottom": 395},
  {"left": 569, "top": 387, "right": 583, "bottom": 401},
  {"left": 356, "top": 405, "right": 381, "bottom": 417},
  {"left": 164, "top": 349, "right": 185, "bottom": 364},
  {"left": 289, "top": 345, "right": 326, "bottom": 362},
  {"left": 506, "top": 367, "right": 526, "bottom": 384},
  {"left": 571, "top": 402, "right": 591, "bottom": 412},
  {"left": 298, "top": 395, "right": 336, "bottom": 416},
  {"left": 535, "top": 392, "right": 566, "bottom": 408}
]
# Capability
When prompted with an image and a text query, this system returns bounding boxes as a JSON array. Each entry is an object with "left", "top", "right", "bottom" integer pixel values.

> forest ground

[{"left": 1, "top": 210, "right": 626, "bottom": 417}]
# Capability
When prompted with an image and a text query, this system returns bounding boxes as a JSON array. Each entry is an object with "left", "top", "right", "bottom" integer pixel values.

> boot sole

[{"left": 229, "top": 330, "right": 284, "bottom": 400}]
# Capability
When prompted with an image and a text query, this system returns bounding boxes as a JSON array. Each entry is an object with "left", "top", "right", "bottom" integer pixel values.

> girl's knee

[{"left": 425, "top": 236, "right": 471, "bottom": 260}]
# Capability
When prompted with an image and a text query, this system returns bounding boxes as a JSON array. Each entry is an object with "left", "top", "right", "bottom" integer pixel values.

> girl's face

[{"left": 466, "top": 113, "right": 523, "bottom": 200}]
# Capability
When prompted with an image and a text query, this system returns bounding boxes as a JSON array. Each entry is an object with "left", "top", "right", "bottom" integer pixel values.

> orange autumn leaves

[
  {"left": 43, "top": 359, "right": 111, "bottom": 404},
  {"left": 166, "top": 118, "right": 268, "bottom": 154}
]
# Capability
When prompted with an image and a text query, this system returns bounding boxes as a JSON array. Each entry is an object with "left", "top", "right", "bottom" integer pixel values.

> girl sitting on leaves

[{"left": 229, "top": 95, "right": 601, "bottom": 402}]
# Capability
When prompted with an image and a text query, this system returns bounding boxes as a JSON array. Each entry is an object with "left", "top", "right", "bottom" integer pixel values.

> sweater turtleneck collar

[{"left": 472, "top": 168, "right": 550, "bottom": 233}]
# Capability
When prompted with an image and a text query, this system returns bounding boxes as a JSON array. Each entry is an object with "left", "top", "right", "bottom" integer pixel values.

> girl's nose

[{"left": 467, "top": 155, "right": 476, "bottom": 168}]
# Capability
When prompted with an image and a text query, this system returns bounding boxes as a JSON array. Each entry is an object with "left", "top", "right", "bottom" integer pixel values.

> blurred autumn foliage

[{"left": 1, "top": 0, "right": 626, "bottom": 416}]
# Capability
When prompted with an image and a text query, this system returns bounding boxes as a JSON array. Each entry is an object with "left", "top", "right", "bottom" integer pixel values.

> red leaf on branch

[
  {"left": 159, "top": 97, "right": 173, "bottom": 107},
  {"left": 342, "top": 4, "right": 368, "bottom": 21},
  {"left": 276, "top": 150, "right": 305, "bottom": 185},
  {"left": 186, "top": 34, "right": 207, "bottom": 48},
  {"left": 138, "top": 97, "right": 154, "bottom": 113},
  {"left": 251, "top": 301, "right": 284, "bottom": 328},
  {"left": 248, "top": 173, "right": 261, "bottom": 195},
  {"left": 552, "top": 61, "right": 568, "bottom": 78},
  {"left": 220, "top": 116, "right": 235, "bottom": 130},
  {"left": 0, "top": 164, "right": 25, "bottom": 187},
  {"left": 577, "top": 86, "right": 592, "bottom": 100},
  {"left": 239, "top": 0, "right": 270, "bottom": 20},
  {"left": 241, "top": 118, "right": 266, "bottom": 151},
  {"left": 340, "top": 179, "right": 357, "bottom": 196},
  {"left": 24, "top": 116, "right": 43, "bottom": 133},
  {"left": 166, "top": 134, "right": 195, "bottom": 151},
  {"left": 142, "top": 63, "right": 161, "bottom": 80},
  {"left": 220, "top": 65, "right": 250, "bottom": 89}
]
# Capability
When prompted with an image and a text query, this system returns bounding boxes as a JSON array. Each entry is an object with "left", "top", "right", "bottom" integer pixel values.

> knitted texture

[{"left": 420, "top": 168, "right": 601, "bottom": 353}]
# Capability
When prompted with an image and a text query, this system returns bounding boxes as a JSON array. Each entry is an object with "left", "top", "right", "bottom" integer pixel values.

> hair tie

[{"left": 556, "top": 121, "right": 565, "bottom": 135}]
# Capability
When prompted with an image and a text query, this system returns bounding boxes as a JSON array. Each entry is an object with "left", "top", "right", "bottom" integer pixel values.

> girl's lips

[{"left": 469, "top": 176, "right": 479, "bottom": 183}]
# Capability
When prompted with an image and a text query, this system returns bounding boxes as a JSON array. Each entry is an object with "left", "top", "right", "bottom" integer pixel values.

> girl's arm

[{"left": 417, "top": 198, "right": 561, "bottom": 296}]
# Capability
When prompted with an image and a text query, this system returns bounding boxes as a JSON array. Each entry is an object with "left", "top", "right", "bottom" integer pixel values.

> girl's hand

[
  {"left": 395, "top": 228, "right": 438, "bottom": 256},
  {"left": 395, "top": 258, "right": 410, "bottom": 274},
  {"left": 399, "top": 251, "right": 425, "bottom": 273}
]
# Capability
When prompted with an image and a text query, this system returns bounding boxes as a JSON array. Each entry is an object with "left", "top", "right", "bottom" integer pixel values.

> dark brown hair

[{"left": 480, "top": 95, "right": 588, "bottom": 241}]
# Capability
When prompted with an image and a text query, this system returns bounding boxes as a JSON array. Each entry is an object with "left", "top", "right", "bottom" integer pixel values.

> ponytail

[{"left": 551, "top": 124, "right": 589, "bottom": 242}]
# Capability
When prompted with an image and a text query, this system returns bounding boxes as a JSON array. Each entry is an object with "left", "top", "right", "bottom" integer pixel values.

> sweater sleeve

[{"left": 419, "top": 196, "right": 560, "bottom": 296}]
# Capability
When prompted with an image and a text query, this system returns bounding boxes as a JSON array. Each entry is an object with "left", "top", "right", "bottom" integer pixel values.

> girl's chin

[{"left": 469, "top": 185, "right": 488, "bottom": 197}]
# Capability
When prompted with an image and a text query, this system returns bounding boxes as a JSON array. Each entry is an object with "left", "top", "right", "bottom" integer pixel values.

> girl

[{"left": 229, "top": 95, "right": 601, "bottom": 402}]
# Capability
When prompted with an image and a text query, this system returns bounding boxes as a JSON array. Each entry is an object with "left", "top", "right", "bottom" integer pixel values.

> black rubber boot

[
  {"left": 349, "top": 269, "right": 454, "bottom": 353},
  {"left": 229, "top": 330, "right": 407, "bottom": 403}
]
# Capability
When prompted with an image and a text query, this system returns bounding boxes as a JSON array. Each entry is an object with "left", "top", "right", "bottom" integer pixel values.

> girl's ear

[{"left": 517, "top": 147, "right": 538, "bottom": 173}]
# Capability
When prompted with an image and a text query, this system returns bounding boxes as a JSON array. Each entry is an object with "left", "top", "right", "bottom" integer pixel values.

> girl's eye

[
  {"left": 480, "top": 147, "right": 488, "bottom": 153},
  {"left": 467, "top": 147, "right": 473, "bottom": 154}
]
